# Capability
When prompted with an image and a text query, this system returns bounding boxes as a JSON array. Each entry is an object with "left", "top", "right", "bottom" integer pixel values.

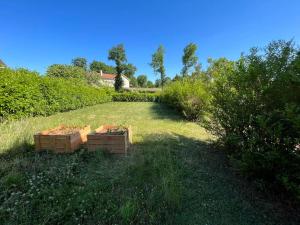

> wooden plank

[{"left": 34, "top": 125, "right": 90, "bottom": 153}]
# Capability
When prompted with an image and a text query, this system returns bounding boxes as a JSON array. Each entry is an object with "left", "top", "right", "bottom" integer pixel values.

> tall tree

[
  {"left": 181, "top": 43, "right": 198, "bottom": 77},
  {"left": 72, "top": 57, "right": 87, "bottom": 70},
  {"left": 108, "top": 44, "right": 127, "bottom": 91},
  {"left": 150, "top": 45, "right": 166, "bottom": 88}
]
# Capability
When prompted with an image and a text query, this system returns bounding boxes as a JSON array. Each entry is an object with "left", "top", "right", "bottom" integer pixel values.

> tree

[
  {"left": 72, "top": 57, "right": 87, "bottom": 70},
  {"left": 173, "top": 74, "right": 182, "bottom": 81},
  {"left": 150, "top": 45, "right": 166, "bottom": 88},
  {"left": 155, "top": 79, "right": 161, "bottom": 87},
  {"left": 181, "top": 43, "right": 198, "bottom": 77},
  {"left": 205, "top": 57, "right": 234, "bottom": 82},
  {"left": 164, "top": 76, "right": 172, "bottom": 85},
  {"left": 123, "top": 63, "right": 137, "bottom": 79},
  {"left": 137, "top": 75, "right": 148, "bottom": 87},
  {"left": 147, "top": 80, "right": 154, "bottom": 88},
  {"left": 46, "top": 64, "right": 85, "bottom": 79},
  {"left": 130, "top": 76, "right": 138, "bottom": 87},
  {"left": 89, "top": 61, "right": 116, "bottom": 74},
  {"left": 108, "top": 44, "right": 127, "bottom": 91}
]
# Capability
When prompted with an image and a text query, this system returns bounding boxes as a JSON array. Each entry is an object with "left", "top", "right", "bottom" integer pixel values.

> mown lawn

[{"left": 0, "top": 102, "right": 298, "bottom": 225}]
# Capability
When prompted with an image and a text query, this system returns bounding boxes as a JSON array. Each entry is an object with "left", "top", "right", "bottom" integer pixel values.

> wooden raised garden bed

[
  {"left": 87, "top": 125, "right": 132, "bottom": 154},
  {"left": 34, "top": 125, "right": 91, "bottom": 153}
]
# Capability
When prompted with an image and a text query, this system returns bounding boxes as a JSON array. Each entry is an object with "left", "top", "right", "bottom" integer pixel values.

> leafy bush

[
  {"left": 112, "top": 92, "right": 160, "bottom": 102},
  {"left": 0, "top": 68, "right": 112, "bottom": 121},
  {"left": 206, "top": 40, "right": 300, "bottom": 199},
  {"left": 160, "top": 78, "right": 210, "bottom": 120},
  {"left": 46, "top": 64, "right": 86, "bottom": 79}
]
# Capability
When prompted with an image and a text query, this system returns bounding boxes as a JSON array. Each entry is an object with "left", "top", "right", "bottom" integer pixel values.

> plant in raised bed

[
  {"left": 34, "top": 125, "right": 91, "bottom": 153},
  {"left": 87, "top": 125, "right": 132, "bottom": 154}
]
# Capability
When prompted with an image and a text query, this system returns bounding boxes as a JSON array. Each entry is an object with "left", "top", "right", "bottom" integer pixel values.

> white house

[{"left": 99, "top": 70, "right": 130, "bottom": 88}]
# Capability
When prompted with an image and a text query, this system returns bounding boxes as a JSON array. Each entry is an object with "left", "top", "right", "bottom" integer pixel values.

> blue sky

[{"left": 1, "top": 0, "right": 300, "bottom": 81}]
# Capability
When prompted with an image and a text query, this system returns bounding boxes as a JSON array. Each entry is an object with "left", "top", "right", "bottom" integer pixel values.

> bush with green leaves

[
  {"left": 206, "top": 40, "right": 300, "bottom": 199},
  {"left": 0, "top": 68, "right": 112, "bottom": 121},
  {"left": 112, "top": 92, "right": 160, "bottom": 102},
  {"left": 46, "top": 64, "right": 86, "bottom": 79},
  {"left": 160, "top": 78, "right": 210, "bottom": 120}
]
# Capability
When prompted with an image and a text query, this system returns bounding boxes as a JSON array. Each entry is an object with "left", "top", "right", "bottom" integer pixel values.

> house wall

[
  {"left": 101, "top": 79, "right": 115, "bottom": 87},
  {"left": 122, "top": 76, "right": 130, "bottom": 88},
  {"left": 101, "top": 76, "right": 130, "bottom": 88}
]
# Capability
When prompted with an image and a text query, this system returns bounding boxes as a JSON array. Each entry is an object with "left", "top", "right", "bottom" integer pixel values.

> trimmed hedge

[
  {"left": 112, "top": 92, "right": 160, "bottom": 102},
  {"left": 0, "top": 68, "right": 113, "bottom": 121}
]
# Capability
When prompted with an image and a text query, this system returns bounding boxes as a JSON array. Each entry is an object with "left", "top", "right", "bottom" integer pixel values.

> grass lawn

[{"left": 0, "top": 102, "right": 298, "bottom": 225}]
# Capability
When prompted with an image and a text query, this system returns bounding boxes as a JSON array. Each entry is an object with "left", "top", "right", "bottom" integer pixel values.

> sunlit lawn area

[{"left": 0, "top": 102, "right": 297, "bottom": 225}]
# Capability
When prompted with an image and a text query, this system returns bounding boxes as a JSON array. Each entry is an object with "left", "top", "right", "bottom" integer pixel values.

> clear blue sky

[{"left": 1, "top": 0, "right": 299, "bottom": 81}]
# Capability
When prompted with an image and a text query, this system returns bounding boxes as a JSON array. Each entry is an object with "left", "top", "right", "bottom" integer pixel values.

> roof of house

[
  {"left": 101, "top": 73, "right": 116, "bottom": 80},
  {"left": 101, "top": 73, "right": 129, "bottom": 81},
  {"left": 0, "top": 59, "right": 6, "bottom": 67}
]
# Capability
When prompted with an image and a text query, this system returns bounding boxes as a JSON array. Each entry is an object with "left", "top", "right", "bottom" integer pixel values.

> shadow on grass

[
  {"left": 149, "top": 103, "right": 183, "bottom": 121},
  {"left": 0, "top": 132, "right": 299, "bottom": 225}
]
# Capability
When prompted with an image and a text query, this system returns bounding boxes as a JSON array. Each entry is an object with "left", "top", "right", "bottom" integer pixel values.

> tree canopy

[
  {"left": 181, "top": 43, "right": 198, "bottom": 76},
  {"left": 89, "top": 61, "right": 116, "bottom": 74},
  {"left": 123, "top": 63, "right": 137, "bottom": 79},
  {"left": 72, "top": 57, "right": 87, "bottom": 70},
  {"left": 137, "top": 75, "right": 148, "bottom": 87},
  {"left": 46, "top": 64, "right": 85, "bottom": 79},
  {"left": 150, "top": 45, "right": 166, "bottom": 88}
]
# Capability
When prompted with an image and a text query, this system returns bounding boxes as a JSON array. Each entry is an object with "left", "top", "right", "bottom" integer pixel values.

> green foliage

[
  {"left": 161, "top": 78, "right": 210, "bottom": 120},
  {"left": 108, "top": 44, "right": 127, "bottom": 91},
  {"left": 112, "top": 92, "right": 160, "bottom": 102},
  {"left": 137, "top": 75, "right": 147, "bottom": 87},
  {"left": 84, "top": 71, "right": 103, "bottom": 86},
  {"left": 72, "top": 57, "right": 87, "bottom": 70},
  {"left": 108, "top": 44, "right": 127, "bottom": 68},
  {"left": 89, "top": 60, "right": 116, "bottom": 74},
  {"left": 123, "top": 63, "right": 137, "bottom": 79},
  {"left": 181, "top": 43, "right": 198, "bottom": 76},
  {"left": 206, "top": 40, "right": 300, "bottom": 199},
  {"left": 147, "top": 80, "right": 154, "bottom": 88},
  {"left": 130, "top": 76, "right": 138, "bottom": 87},
  {"left": 0, "top": 68, "right": 112, "bottom": 121},
  {"left": 46, "top": 64, "right": 86, "bottom": 79},
  {"left": 150, "top": 45, "right": 166, "bottom": 87},
  {"left": 0, "top": 102, "right": 297, "bottom": 225}
]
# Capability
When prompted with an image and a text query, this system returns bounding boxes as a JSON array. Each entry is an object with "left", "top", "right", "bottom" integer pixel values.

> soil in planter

[
  {"left": 43, "top": 126, "right": 83, "bottom": 135},
  {"left": 102, "top": 127, "right": 127, "bottom": 135},
  {"left": 93, "top": 125, "right": 127, "bottom": 135}
]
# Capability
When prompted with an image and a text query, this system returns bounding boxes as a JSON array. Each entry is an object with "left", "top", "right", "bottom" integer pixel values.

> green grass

[{"left": 0, "top": 102, "right": 298, "bottom": 225}]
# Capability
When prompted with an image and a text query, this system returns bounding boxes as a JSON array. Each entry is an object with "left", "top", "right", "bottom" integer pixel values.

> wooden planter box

[
  {"left": 34, "top": 125, "right": 91, "bottom": 153},
  {"left": 87, "top": 125, "right": 132, "bottom": 154}
]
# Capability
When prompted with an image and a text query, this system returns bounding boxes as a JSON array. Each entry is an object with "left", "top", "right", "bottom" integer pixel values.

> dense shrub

[
  {"left": 160, "top": 78, "right": 210, "bottom": 120},
  {"left": 46, "top": 64, "right": 86, "bottom": 79},
  {"left": 112, "top": 92, "right": 160, "bottom": 102},
  {"left": 206, "top": 40, "right": 300, "bottom": 199},
  {"left": 0, "top": 68, "right": 112, "bottom": 121}
]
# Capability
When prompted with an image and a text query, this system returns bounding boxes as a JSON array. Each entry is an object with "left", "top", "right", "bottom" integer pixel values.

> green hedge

[
  {"left": 0, "top": 68, "right": 112, "bottom": 121},
  {"left": 112, "top": 92, "right": 160, "bottom": 102},
  {"left": 160, "top": 78, "right": 210, "bottom": 120}
]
